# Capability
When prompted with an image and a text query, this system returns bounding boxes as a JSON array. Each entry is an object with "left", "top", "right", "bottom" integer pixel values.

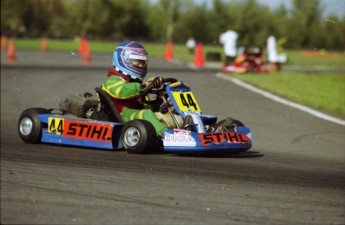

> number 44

[{"left": 180, "top": 93, "right": 198, "bottom": 111}]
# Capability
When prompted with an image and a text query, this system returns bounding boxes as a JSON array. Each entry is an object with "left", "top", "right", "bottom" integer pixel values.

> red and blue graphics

[
  {"left": 40, "top": 115, "right": 122, "bottom": 149},
  {"left": 163, "top": 128, "right": 251, "bottom": 153},
  {"left": 198, "top": 132, "right": 249, "bottom": 146}
]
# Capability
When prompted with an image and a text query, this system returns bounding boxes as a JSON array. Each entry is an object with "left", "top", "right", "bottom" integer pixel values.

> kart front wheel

[
  {"left": 121, "top": 120, "right": 157, "bottom": 154},
  {"left": 18, "top": 108, "right": 50, "bottom": 144}
]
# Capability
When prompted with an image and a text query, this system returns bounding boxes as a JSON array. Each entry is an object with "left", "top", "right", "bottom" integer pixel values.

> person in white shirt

[
  {"left": 219, "top": 28, "right": 239, "bottom": 66},
  {"left": 267, "top": 35, "right": 278, "bottom": 63},
  {"left": 267, "top": 34, "right": 287, "bottom": 70},
  {"left": 186, "top": 37, "right": 196, "bottom": 54}
]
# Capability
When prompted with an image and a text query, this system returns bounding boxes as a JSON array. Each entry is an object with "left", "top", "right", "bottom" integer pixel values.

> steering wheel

[{"left": 141, "top": 78, "right": 178, "bottom": 105}]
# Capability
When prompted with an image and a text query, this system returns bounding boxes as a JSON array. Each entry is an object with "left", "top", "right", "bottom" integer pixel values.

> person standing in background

[
  {"left": 219, "top": 27, "right": 239, "bottom": 66},
  {"left": 186, "top": 36, "right": 196, "bottom": 54},
  {"left": 267, "top": 34, "right": 278, "bottom": 63},
  {"left": 267, "top": 34, "right": 287, "bottom": 70}
]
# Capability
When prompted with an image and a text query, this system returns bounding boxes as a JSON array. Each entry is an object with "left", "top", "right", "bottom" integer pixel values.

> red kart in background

[{"left": 222, "top": 47, "right": 271, "bottom": 74}]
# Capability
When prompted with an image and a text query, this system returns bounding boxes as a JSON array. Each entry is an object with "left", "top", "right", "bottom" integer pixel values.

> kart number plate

[
  {"left": 48, "top": 118, "right": 64, "bottom": 135},
  {"left": 172, "top": 91, "right": 200, "bottom": 112}
]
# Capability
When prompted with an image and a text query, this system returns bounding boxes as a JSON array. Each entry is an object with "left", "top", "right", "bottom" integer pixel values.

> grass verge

[{"left": 231, "top": 72, "right": 345, "bottom": 116}]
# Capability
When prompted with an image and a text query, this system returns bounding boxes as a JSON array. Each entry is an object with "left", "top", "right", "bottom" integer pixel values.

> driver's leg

[{"left": 121, "top": 108, "right": 167, "bottom": 136}]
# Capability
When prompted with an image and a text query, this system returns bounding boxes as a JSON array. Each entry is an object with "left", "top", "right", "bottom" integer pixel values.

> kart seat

[{"left": 95, "top": 87, "right": 123, "bottom": 123}]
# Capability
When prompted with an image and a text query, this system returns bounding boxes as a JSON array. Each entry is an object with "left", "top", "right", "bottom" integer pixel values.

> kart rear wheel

[
  {"left": 121, "top": 120, "right": 157, "bottom": 154},
  {"left": 18, "top": 108, "right": 50, "bottom": 144}
]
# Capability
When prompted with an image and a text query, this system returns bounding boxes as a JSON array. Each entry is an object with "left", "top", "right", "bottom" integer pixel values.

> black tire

[
  {"left": 18, "top": 108, "right": 50, "bottom": 144},
  {"left": 121, "top": 120, "right": 157, "bottom": 154}
]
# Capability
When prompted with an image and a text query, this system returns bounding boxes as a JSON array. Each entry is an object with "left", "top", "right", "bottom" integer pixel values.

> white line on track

[{"left": 216, "top": 72, "right": 345, "bottom": 126}]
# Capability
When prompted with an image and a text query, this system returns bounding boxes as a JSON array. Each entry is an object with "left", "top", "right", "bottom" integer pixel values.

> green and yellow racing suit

[{"left": 101, "top": 69, "right": 167, "bottom": 136}]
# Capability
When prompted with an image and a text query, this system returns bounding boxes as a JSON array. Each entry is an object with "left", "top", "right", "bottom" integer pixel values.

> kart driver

[
  {"left": 101, "top": 41, "right": 167, "bottom": 136},
  {"left": 101, "top": 41, "right": 234, "bottom": 136}
]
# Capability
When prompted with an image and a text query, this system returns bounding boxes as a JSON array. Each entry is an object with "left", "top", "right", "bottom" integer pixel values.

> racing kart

[
  {"left": 222, "top": 47, "right": 270, "bottom": 74},
  {"left": 18, "top": 78, "right": 252, "bottom": 154}
]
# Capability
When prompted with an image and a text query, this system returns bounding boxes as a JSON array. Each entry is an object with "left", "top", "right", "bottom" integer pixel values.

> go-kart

[
  {"left": 18, "top": 78, "right": 252, "bottom": 154},
  {"left": 222, "top": 47, "right": 270, "bottom": 74}
]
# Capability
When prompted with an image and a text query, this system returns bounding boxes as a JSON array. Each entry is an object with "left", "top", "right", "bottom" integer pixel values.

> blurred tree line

[{"left": 1, "top": 0, "right": 344, "bottom": 50}]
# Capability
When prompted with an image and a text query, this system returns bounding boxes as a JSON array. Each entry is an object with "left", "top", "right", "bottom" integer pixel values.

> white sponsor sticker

[{"left": 163, "top": 129, "right": 196, "bottom": 147}]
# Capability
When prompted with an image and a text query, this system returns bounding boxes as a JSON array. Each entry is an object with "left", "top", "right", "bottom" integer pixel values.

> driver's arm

[{"left": 102, "top": 76, "right": 141, "bottom": 99}]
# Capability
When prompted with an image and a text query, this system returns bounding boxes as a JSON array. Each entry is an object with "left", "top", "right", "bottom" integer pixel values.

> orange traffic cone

[
  {"left": 193, "top": 42, "right": 204, "bottom": 67},
  {"left": 81, "top": 42, "right": 92, "bottom": 65},
  {"left": 79, "top": 36, "right": 87, "bottom": 56},
  {"left": 41, "top": 36, "right": 48, "bottom": 53},
  {"left": 6, "top": 37, "right": 16, "bottom": 64},
  {"left": 165, "top": 41, "right": 173, "bottom": 60},
  {"left": 1, "top": 35, "right": 7, "bottom": 51}
]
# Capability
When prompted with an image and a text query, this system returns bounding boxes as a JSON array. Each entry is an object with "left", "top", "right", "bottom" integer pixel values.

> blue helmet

[{"left": 113, "top": 41, "right": 148, "bottom": 81}]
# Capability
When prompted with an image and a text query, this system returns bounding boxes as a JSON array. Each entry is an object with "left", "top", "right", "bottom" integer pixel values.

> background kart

[
  {"left": 222, "top": 47, "right": 271, "bottom": 74},
  {"left": 18, "top": 78, "right": 252, "bottom": 154}
]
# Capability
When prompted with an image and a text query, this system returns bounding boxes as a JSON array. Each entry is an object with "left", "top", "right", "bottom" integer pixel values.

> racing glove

[{"left": 141, "top": 77, "right": 164, "bottom": 93}]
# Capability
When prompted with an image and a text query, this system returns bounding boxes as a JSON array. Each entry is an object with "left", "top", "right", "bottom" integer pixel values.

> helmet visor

[
  {"left": 129, "top": 55, "right": 148, "bottom": 69},
  {"left": 127, "top": 54, "right": 148, "bottom": 70}
]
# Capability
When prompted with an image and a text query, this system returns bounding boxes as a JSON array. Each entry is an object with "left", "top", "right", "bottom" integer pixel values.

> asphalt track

[{"left": 1, "top": 51, "right": 344, "bottom": 225}]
